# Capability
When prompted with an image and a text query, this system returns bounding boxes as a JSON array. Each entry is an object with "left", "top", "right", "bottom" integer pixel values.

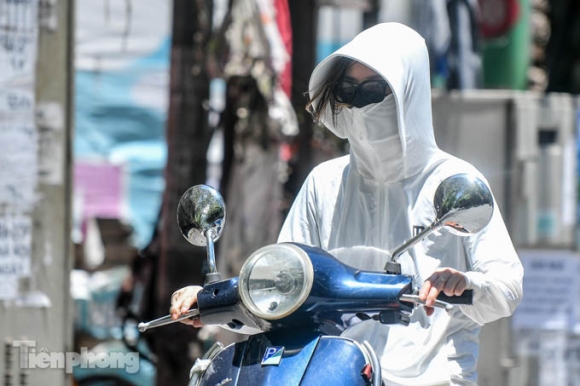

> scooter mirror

[
  {"left": 177, "top": 185, "right": 226, "bottom": 247},
  {"left": 389, "top": 174, "right": 493, "bottom": 264},
  {"left": 433, "top": 173, "right": 494, "bottom": 236}
]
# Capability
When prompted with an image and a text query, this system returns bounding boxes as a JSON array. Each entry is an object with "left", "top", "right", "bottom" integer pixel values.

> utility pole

[
  {"left": 152, "top": 0, "right": 214, "bottom": 383},
  {"left": 546, "top": 0, "right": 580, "bottom": 93},
  {"left": 363, "top": 0, "right": 380, "bottom": 29},
  {"left": 287, "top": 0, "right": 319, "bottom": 195},
  {"left": 0, "top": 0, "right": 74, "bottom": 384}
]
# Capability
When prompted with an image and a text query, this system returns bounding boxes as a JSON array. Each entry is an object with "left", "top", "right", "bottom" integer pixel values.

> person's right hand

[{"left": 170, "top": 285, "right": 203, "bottom": 327}]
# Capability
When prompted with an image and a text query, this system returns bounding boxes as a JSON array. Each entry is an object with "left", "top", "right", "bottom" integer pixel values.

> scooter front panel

[
  {"left": 199, "top": 333, "right": 320, "bottom": 386},
  {"left": 300, "top": 336, "right": 371, "bottom": 386}
]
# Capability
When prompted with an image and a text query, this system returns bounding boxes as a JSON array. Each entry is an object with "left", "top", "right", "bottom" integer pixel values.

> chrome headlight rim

[{"left": 238, "top": 243, "right": 314, "bottom": 320}]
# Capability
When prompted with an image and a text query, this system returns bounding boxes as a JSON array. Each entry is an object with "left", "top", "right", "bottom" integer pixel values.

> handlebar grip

[{"left": 437, "top": 289, "right": 473, "bottom": 305}]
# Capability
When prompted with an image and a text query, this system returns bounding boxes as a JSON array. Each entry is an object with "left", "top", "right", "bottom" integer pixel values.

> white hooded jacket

[{"left": 277, "top": 23, "right": 523, "bottom": 385}]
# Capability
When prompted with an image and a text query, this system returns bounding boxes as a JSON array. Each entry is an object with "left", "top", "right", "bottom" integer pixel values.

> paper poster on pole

[
  {"left": 0, "top": 214, "right": 32, "bottom": 278},
  {"left": 512, "top": 249, "right": 580, "bottom": 331},
  {"left": 0, "top": 0, "right": 39, "bottom": 211},
  {"left": 0, "top": 125, "right": 38, "bottom": 210},
  {"left": 0, "top": 214, "right": 32, "bottom": 301},
  {"left": 0, "top": 274, "right": 18, "bottom": 300},
  {"left": 0, "top": 0, "right": 39, "bottom": 302},
  {"left": 0, "top": 0, "right": 39, "bottom": 86}
]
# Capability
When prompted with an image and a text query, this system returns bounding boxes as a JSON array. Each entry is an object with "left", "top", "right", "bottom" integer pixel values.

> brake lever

[{"left": 138, "top": 308, "right": 200, "bottom": 332}]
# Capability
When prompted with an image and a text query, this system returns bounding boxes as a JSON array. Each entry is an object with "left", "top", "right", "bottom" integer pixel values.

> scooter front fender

[{"left": 195, "top": 333, "right": 374, "bottom": 386}]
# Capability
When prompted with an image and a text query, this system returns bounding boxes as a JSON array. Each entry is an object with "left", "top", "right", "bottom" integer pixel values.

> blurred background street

[{"left": 1, "top": 0, "right": 580, "bottom": 385}]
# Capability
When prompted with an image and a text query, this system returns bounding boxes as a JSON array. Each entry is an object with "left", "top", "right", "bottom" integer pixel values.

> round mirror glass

[
  {"left": 433, "top": 174, "right": 494, "bottom": 236},
  {"left": 177, "top": 185, "right": 226, "bottom": 246}
]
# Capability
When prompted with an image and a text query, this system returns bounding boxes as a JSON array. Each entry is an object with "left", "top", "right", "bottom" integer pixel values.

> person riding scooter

[{"left": 171, "top": 22, "right": 523, "bottom": 385}]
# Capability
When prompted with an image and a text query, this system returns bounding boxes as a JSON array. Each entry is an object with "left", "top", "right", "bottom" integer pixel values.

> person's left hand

[
  {"left": 170, "top": 285, "right": 204, "bottom": 327},
  {"left": 419, "top": 268, "right": 469, "bottom": 316}
]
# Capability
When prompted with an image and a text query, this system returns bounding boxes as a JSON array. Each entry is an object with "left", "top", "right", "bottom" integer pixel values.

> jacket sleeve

[
  {"left": 459, "top": 203, "right": 524, "bottom": 325},
  {"left": 277, "top": 171, "right": 322, "bottom": 247}
]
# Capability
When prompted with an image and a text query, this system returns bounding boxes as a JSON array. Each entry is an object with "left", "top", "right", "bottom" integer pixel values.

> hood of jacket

[{"left": 308, "top": 22, "right": 440, "bottom": 183}]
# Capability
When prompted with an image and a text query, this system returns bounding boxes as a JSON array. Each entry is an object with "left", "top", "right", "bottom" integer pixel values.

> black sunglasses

[{"left": 334, "top": 78, "right": 390, "bottom": 108}]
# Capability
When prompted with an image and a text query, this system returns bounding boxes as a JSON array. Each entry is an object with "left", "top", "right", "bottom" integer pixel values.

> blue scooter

[{"left": 138, "top": 174, "right": 493, "bottom": 386}]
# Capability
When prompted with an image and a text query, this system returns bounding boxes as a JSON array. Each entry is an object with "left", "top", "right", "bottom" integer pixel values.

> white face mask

[
  {"left": 344, "top": 95, "right": 404, "bottom": 182},
  {"left": 354, "top": 94, "right": 399, "bottom": 142}
]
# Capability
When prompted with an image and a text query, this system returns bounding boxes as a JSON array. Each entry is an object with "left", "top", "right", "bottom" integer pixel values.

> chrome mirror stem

[{"left": 204, "top": 229, "right": 221, "bottom": 284}]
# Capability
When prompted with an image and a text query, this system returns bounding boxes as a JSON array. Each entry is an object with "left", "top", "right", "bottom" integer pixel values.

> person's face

[{"left": 334, "top": 62, "right": 391, "bottom": 108}]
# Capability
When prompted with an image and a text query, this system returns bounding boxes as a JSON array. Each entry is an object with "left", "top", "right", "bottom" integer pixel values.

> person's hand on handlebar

[
  {"left": 419, "top": 268, "right": 469, "bottom": 316},
  {"left": 170, "top": 285, "right": 203, "bottom": 327}
]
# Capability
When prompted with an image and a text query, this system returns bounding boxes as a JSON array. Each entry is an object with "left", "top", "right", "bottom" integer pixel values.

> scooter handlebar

[
  {"left": 436, "top": 289, "right": 473, "bottom": 305},
  {"left": 399, "top": 289, "right": 473, "bottom": 312},
  {"left": 137, "top": 308, "right": 200, "bottom": 332}
]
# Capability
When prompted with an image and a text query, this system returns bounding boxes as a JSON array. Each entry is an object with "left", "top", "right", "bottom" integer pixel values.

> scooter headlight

[{"left": 239, "top": 243, "right": 314, "bottom": 320}]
